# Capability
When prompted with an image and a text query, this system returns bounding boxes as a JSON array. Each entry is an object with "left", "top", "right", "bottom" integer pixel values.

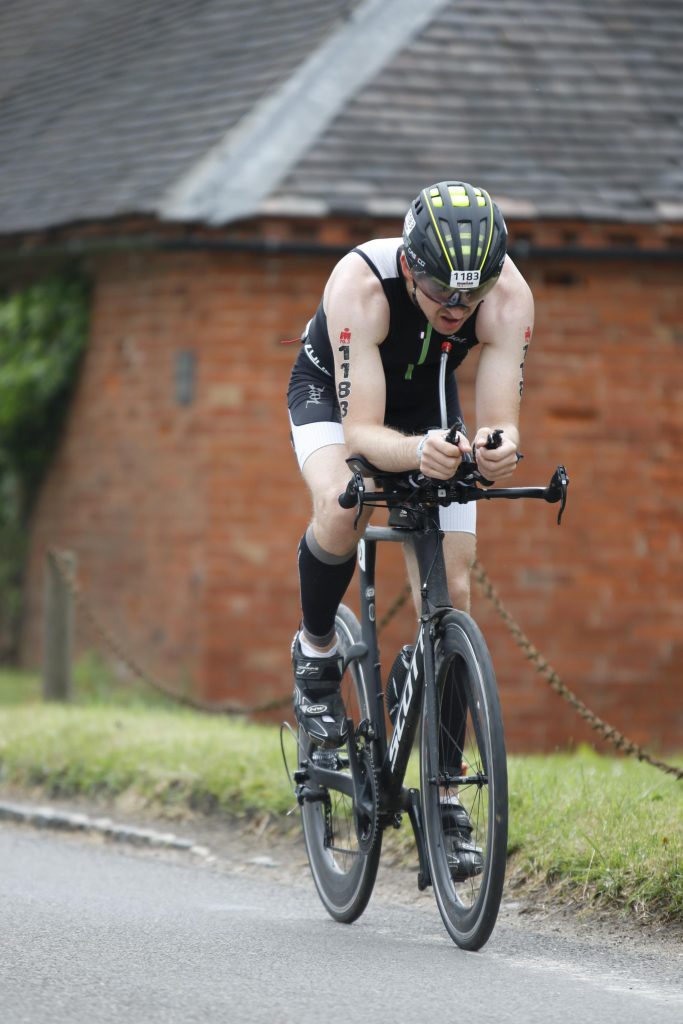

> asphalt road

[{"left": 1, "top": 823, "right": 681, "bottom": 1024}]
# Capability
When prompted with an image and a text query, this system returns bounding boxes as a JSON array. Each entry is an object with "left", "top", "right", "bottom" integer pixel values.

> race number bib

[{"left": 450, "top": 269, "right": 480, "bottom": 289}]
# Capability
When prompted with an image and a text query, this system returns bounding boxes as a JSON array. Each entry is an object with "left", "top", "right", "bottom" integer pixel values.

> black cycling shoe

[
  {"left": 292, "top": 632, "right": 348, "bottom": 750},
  {"left": 440, "top": 799, "right": 484, "bottom": 881}
]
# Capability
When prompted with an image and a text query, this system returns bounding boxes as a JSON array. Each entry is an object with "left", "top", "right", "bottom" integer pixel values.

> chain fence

[
  {"left": 47, "top": 547, "right": 682, "bottom": 780},
  {"left": 47, "top": 549, "right": 288, "bottom": 717},
  {"left": 470, "top": 562, "right": 683, "bottom": 781}
]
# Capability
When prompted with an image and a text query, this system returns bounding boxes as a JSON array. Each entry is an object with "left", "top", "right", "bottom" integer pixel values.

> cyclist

[{"left": 287, "top": 180, "right": 533, "bottom": 759}]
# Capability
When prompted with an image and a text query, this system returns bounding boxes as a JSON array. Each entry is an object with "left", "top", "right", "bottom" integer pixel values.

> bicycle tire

[
  {"left": 420, "top": 610, "right": 508, "bottom": 951},
  {"left": 300, "top": 603, "right": 382, "bottom": 923}
]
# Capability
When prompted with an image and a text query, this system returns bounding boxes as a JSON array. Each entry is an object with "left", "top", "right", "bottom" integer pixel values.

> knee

[
  {"left": 448, "top": 570, "right": 472, "bottom": 612},
  {"left": 311, "top": 483, "right": 360, "bottom": 552},
  {"left": 444, "top": 534, "right": 476, "bottom": 612}
]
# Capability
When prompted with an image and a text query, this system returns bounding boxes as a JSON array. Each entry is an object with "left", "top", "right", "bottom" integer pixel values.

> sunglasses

[{"left": 414, "top": 274, "right": 498, "bottom": 309}]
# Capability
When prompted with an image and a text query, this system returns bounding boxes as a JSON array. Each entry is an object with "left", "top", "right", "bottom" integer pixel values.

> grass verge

[{"left": 1, "top": 667, "right": 681, "bottom": 924}]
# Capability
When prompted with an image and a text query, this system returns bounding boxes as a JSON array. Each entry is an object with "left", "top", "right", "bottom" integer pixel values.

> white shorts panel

[
  {"left": 439, "top": 501, "right": 477, "bottom": 534},
  {"left": 290, "top": 416, "right": 345, "bottom": 470}
]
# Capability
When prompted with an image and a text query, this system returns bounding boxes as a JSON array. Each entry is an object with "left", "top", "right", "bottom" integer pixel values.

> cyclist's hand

[
  {"left": 418, "top": 429, "right": 472, "bottom": 480},
  {"left": 473, "top": 427, "right": 520, "bottom": 482}
]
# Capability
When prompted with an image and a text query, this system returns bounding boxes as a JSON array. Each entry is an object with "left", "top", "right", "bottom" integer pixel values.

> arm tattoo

[
  {"left": 519, "top": 326, "right": 531, "bottom": 396},
  {"left": 337, "top": 327, "right": 351, "bottom": 417}
]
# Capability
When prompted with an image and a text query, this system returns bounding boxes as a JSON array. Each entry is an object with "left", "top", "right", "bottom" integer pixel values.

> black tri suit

[{"left": 287, "top": 238, "right": 481, "bottom": 436}]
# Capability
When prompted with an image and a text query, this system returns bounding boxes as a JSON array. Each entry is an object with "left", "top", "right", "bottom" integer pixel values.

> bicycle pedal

[{"left": 295, "top": 783, "right": 328, "bottom": 805}]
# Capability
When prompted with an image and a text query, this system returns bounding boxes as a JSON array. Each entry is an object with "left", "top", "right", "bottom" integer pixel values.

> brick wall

[{"left": 21, "top": 244, "right": 683, "bottom": 752}]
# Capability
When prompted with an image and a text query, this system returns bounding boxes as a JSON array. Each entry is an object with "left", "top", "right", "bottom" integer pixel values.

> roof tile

[{"left": 0, "top": 0, "right": 681, "bottom": 232}]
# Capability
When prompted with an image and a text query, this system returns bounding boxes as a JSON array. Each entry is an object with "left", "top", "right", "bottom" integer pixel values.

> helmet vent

[
  {"left": 406, "top": 181, "right": 507, "bottom": 285},
  {"left": 476, "top": 221, "right": 488, "bottom": 261}
]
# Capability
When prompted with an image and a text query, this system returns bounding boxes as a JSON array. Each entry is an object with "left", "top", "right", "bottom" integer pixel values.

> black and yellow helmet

[{"left": 402, "top": 181, "right": 507, "bottom": 293}]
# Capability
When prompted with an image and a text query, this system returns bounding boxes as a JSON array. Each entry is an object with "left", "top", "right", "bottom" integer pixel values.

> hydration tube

[{"left": 438, "top": 341, "right": 452, "bottom": 430}]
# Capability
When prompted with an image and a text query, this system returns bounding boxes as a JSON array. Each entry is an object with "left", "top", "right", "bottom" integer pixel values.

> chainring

[{"left": 353, "top": 744, "right": 379, "bottom": 854}]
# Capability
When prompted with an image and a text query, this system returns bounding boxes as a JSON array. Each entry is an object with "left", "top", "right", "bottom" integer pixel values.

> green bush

[
  {"left": 0, "top": 269, "right": 90, "bottom": 659},
  {"left": 0, "top": 673, "right": 681, "bottom": 923}
]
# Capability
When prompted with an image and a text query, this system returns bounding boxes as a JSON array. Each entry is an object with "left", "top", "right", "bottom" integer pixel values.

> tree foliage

[{"left": 0, "top": 269, "right": 90, "bottom": 659}]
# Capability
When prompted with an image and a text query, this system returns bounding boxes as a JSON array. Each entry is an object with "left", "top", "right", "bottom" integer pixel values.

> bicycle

[{"left": 282, "top": 350, "right": 568, "bottom": 950}]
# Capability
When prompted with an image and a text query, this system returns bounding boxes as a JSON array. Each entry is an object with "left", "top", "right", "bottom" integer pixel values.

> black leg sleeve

[{"left": 297, "top": 528, "right": 357, "bottom": 644}]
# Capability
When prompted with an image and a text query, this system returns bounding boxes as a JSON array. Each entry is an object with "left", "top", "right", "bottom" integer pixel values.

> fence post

[{"left": 43, "top": 550, "right": 76, "bottom": 702}]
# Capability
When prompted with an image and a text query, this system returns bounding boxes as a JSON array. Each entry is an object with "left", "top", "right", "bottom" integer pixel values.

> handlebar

[
  {"left": 338, "top": 436, "right": 568, "bottom": 525},
  {"left": 340, "top": 340, "right": 567, "bottom": 522}
]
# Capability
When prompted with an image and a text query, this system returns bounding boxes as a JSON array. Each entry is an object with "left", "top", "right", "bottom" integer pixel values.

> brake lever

[
  {"left": 338, "top": 470, "right": 366, "bottom": 528},
  {"left": 545, "top": 465, "right": 569, "bottom": 524},
  {"left": 352, "top": 474, "right": 366, "bottom": 528}
]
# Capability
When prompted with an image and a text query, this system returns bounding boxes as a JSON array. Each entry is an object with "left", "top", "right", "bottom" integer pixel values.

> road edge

[{"left": 0, "top": 798, "right": 212, "bottom": 858}]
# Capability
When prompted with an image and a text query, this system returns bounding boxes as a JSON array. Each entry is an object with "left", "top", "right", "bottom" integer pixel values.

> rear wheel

[
  {"left": 300, "top": 604, "right": 381, "bottom": 923},
  {"left": 420, "top": 611, "right": 508, "bottom": 950}
]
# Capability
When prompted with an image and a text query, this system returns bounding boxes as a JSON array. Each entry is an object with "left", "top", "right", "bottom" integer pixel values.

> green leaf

[{"left": 0, "top": 268, "right": 90, "bottom": 659}]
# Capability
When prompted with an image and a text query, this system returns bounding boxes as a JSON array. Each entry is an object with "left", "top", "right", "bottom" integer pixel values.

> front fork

[
  {"left": 401, "top": 614, "right": 447, "bottom": 892},
  {"left": 404, "top": 787, "right": 432, "bottom": 890}
]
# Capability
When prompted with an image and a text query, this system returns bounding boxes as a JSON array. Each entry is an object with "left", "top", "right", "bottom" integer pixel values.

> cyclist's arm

[
  {"left": 324, "top": 255, "right": 421, "bottom": 471},
  {"left": 472, "top": 258, "right": 534, "bottom": 480}
]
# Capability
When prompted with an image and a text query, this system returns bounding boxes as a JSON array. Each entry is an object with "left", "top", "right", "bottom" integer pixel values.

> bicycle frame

[
  {"left": 296, "top": 454, "right": 567, "bottom": 886},
  {"left": 299, "top": 505, "right": 455, "bottom": 888}
]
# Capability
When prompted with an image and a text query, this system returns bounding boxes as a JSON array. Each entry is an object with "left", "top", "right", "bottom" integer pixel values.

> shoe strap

[{"left": 298, "top": 675, "right": 342, "bottom": 696}]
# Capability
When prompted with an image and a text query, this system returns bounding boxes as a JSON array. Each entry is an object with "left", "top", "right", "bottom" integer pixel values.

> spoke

[{"left": 432, "top": 665, "right": 492, "bottom": 908}]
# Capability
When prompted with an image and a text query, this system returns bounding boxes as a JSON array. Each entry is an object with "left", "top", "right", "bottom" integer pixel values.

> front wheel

[
  {"left": 300, "top": 604, "right": 382, "bottom": 923},
  {"left": 420, "top": 611, "right": 508, "bottom": 951}
]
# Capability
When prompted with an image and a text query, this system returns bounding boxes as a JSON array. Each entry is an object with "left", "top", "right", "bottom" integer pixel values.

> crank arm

[{"left": 402, "top": 787, "right": 431, "bottom": 890}]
